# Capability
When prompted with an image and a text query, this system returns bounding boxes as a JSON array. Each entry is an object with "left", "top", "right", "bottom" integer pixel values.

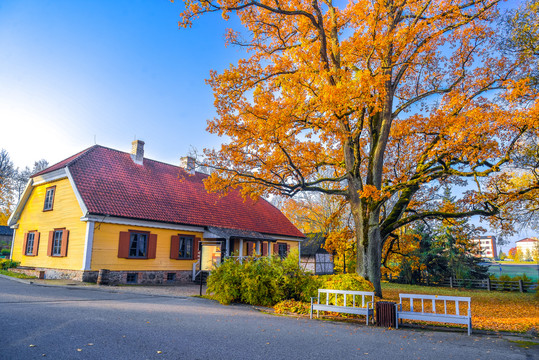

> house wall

[
  {"left": 90, "top": 222, "right": 202, "bottom": 271},
  {"left": 516, "top": 240, "right": 539, "bottom": 257},
  {"left": 11, "top": 178, "right": 86, "bottom": 270},
  {"left": 230, "top": 238, "right": 300, "bottom": 256}
]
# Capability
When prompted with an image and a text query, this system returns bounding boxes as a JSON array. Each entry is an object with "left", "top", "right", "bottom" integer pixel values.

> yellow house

[{"left": 8, "top": 141, "right": 304, "bottom": 284}]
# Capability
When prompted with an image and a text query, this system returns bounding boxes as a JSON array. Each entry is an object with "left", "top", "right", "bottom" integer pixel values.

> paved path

[{"left": 0, "top": 277, "right": 536, "bottom": 360}]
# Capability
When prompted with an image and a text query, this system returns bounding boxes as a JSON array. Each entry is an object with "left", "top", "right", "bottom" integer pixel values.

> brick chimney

[
  {"left": 180, "top": 156, "right": 195, "bottom": 175},
  {"left": 131, "top": 140, "right": 144, "bottom": 165}
]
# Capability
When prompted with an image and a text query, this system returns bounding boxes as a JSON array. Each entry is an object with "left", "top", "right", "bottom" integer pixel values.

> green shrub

[
  {"left": 498, "top": 274, "right": 513, "bottom": 291},
  {"left": 207, "top": 250, "right": 320, "bottom": 306},
  {"left": 0, "top": 259, "right": 19, "bottom": 270},
  {"left": 319, "top": 273, "right": 374, "bottom": 292},
  {"left": 206, "top": 257, "right": 243, "bottom": 305},
  {"left": 240, "top": 257, "right": 283, "bottom": 306},
  {"left": 207, "top": 252, "right": 374, "bottom": 307},
  {"left": 279, "top": 250, "right": 322, "bottom": 302},
  {"left": 0, "top": 249, "right": 10, "bottom": 256},
  {"left": 513, "top": 274, "right": 533, "bottom": 292}
]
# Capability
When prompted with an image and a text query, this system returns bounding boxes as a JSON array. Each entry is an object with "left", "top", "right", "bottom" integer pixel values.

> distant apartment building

[
  {"left": 516, "top": 238, "right": 539, "bottom": 260},
  {"left": 471, "top": 236, "right": 497, "bottom": 259}
]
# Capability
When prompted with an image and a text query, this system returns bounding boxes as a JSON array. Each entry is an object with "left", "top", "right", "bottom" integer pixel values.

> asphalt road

[{"left": 0, "top": 277, "right": 535, "bottom": 360}]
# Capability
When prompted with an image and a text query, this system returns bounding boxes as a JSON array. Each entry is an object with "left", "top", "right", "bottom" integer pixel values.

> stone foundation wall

[
  {"left": 10, "top": 267, "right": 192, "bottom": 285},
  {"left": 10, "top": 267, "right": 45, "bottom": 279},
  {"left": 10, "top": 267, "right": 99, "bottom": 282},
  {"left": 100, "top": 270, "right": 191, "bottom": 285}
]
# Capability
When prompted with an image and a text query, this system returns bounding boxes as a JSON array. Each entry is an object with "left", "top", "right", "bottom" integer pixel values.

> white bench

[
  {"left": 396, "top": 293, "right": 472, "bottom": 335},
  {"left": 310, "top": 289, "right": 375, "bottom": 325}
]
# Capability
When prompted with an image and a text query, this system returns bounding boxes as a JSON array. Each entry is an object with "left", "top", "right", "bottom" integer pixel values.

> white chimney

[
  {"left": 131, "top": 140, "right": 144, "bottom": 165},
  {"left": 180, "top": 156, "right": 195, "bottom": 175}
]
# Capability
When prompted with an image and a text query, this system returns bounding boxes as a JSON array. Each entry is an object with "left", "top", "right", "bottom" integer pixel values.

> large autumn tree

[{"left": 180, "top": 0, "right": 538, "bottom": 296}]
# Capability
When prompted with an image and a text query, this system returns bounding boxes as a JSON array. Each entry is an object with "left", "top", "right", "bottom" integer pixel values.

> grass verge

[{"left": 0, "top": 269, "right": 37, "bottom": 279}]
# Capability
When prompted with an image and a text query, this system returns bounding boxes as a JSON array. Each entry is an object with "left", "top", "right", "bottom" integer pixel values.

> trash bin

[{"left": 376, "top": 301, "right": 396, "bottom": 327}]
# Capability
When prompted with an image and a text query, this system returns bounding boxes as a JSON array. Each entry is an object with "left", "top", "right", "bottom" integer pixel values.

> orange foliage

[
  {"left": 381, "top": 284, "right": 539, "bottom": 333},
  {"left": 179, "top": 0, "right": 538, "bottom": 296}
]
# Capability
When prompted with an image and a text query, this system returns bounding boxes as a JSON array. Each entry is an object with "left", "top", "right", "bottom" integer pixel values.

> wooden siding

[
  {"left": 90, "top": 223, "right": 203, "bottom": 271},
  {"left": 12, "top": 178, "right": 86, "bottom": 270}
]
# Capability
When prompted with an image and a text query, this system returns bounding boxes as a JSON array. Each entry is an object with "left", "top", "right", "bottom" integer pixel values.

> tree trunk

[
  {"left": 350, "top": 198, "right": 384, "bottom": 298},
  {"left": 367, "top": 219, "right": 383, "bottom": 298}
]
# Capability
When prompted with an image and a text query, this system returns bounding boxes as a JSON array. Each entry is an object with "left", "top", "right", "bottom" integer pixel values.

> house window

[
  {"left": 278, "top": 243, "right": 288, "bottom": 258},
  {"left": 126, "top": 273, "right": 138, "bottom": 284},
  {"left": 178, "top": 236, "right": 194, "bottom": 259},
  {"left": 129, "top": 232, "right": 148, "bottom": 258},
  {"left": 43, "top": 186, "right": 55, "bottom": 211},
  {"left": 52, "top": 230, "right": 63, "bottom": 256},
  {"left": 25, "top": 232, "right": 35, "bottom": 255}
]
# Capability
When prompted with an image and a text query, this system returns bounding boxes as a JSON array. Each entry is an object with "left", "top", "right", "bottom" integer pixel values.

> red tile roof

[
  {"left": 516, "top": 238, "right": 538, "bottom": 243},
  {"left": 32, "top": 147, "right": 94, "bottom": 177},
  {"left": 35, "top": 145, "right": 304, "bottom": 238}
]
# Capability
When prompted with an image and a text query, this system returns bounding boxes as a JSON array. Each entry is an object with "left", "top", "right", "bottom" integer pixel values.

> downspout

[{"left": 81, "top": 220, "right": 95, "bottom": 271}]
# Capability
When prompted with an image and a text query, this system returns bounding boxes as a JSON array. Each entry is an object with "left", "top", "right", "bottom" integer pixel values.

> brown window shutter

[
  {"left": 273, "top": 243, "right": 279, "bottom": 255},
  {"left": 34, "top": 232, "right": 40, "bottom": 256},
  {"left": 286, "top": 244, "right": 290, "bottom": 256},
  {"left": 170, "top": 235, "right": 180, "bottom": 259},
  {"left": 193, "top": 237, "right": 200, "bottom": 260},
  {"left": 22, "top": 233, "right": 28, "bottom": 255},
  {"left": 47, "top": 231, "right": 54, "bottom": 256},
  {"left": 246, "top": 241, "right": 251, "bottom": 256},
  {"left": 118, "top": 231, "right": 130, "bottom": 258},
  {"left": 148, "top": 234, "right": 157, "bottom": 259},
  {"left": 60, "top": 230, "right": 69, "bottom": 257},
  {"left": 262, "top": 242, "right": 268, "bottom": 256}
]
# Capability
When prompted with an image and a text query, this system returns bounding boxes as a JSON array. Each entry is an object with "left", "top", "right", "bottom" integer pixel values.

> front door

[{"left": 201, "top": 242, "right": 222, "bottom": 271}]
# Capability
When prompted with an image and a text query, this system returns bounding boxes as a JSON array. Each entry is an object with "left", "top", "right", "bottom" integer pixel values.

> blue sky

[
  {"left": 0, "top": 0, "right": 533, "bottom": 250},
  {"left": 0, "top": 0, "right": 242, "bottom": 168}
]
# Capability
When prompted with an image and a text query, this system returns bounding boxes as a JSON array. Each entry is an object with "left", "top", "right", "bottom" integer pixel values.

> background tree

[
  {"left": 386, "top": 187, "right": 487, "bottom": 284},
  {"left": 278, "top": 193, "right": 356, "bottom": 273},
  {"left": 0, "top": 149, "right": 15, "bottom": 225},
  {"left": 489, "top": 0, "right": 539, "bottom": 234},
  {"left": 0, "top": 149, "right": 48, "bottom": 225},
  {"left": 181, "top": 0, "right": 537, "bottom": 296},
  {"left": 508, "top": 247, "right": 517, "bottom": 260},
  {"left": 13, "top": 159, "right": 49, "bottom": 201}
]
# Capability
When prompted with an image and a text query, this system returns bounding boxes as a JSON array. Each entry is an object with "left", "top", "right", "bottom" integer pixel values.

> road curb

[
  {"left": 0, "top": 273, "right": 34, "bottom": 285},
  {"left": 0, "top": 273, "right": 198, "bottom": 300}
]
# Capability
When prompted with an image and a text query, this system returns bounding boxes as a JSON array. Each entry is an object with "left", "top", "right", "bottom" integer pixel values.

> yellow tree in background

[
  {"left": 180, "top": 0, "right": 538, "bottom": 296},
  {"left": 279, "top": 194, "right": 356, "bottom": 272}
]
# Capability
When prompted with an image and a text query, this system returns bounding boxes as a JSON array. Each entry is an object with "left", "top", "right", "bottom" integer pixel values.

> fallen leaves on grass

[{"left": 381, "top": 283, "right": 539, "bottom": 333}]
